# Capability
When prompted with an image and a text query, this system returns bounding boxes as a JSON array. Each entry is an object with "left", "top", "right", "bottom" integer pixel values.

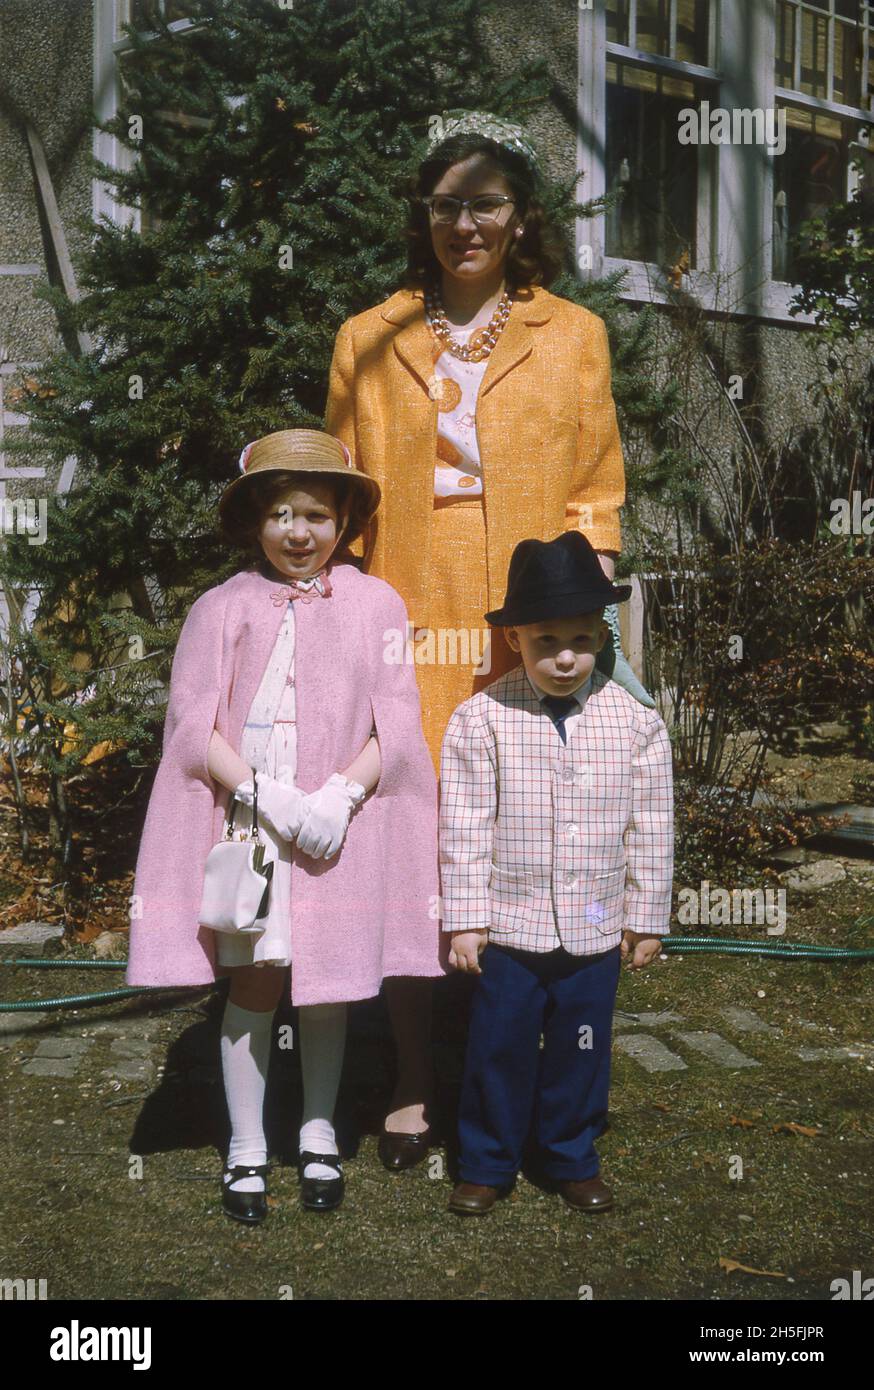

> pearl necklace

[{"left": 425, "top": 285, "right": 513, "bottom": 363}]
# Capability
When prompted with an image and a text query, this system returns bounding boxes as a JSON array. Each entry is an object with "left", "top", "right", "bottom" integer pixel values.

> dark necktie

[{"left": 542, "top": 694, "right": 578, "bottom": 744}]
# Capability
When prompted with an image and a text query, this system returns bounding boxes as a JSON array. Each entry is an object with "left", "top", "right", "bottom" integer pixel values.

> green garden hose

[
  {"left": 0, "top": 935, "right": 871, "bottom": 1011},
  {"left": 659, "top": 938, "right": 874, "bottom": 959},
  {"left": 3, "top": 958, "right": 128, "bottom": 968},
  {"left": 0, "top": 956, "right": 212, "bottom": 1010},
  {"left": 0, "top": 986, "right": 164, "bottom": 1010}
]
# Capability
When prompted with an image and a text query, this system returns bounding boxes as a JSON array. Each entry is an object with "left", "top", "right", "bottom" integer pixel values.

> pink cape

[{"left": 126, "top": 560, "right": 445, "bottom": 1005}]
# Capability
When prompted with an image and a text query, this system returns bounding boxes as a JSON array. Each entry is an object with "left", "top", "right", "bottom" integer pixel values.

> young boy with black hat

[{"left": 439, "top": 531, "right": 674, "bottom": 1216}]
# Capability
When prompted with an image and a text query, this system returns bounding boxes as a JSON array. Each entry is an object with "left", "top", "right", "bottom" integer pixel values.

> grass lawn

[{"left": 2, "top": 862, "right": 871, "bottom": 1302}]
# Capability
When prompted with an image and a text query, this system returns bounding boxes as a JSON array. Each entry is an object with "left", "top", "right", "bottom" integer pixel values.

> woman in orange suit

[{"left": 324, "top": 109, "right": 653, "bottom": 1169}]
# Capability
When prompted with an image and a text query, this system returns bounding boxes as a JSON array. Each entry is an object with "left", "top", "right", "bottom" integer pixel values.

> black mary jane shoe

[
  {"left": 221, "top": 1163, "right": 270, "bottom": 1225},
  {"left": 298, "top": 1151, "right": 345, "bottom": 1212}
]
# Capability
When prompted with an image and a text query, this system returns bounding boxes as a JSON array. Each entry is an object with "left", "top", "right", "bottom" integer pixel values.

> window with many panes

[
  {"left": 776, "top": 0, "right": 871, "bottom": 105},
  {"left": 131, "top": 0, "right": 192, "bottom": 25},
  {"left": 606, "top": 0, "right": 711, "bottom": 62},
  {"left": 773, "top": 0, "right": 874, "bottom": 282},
  {"left": 604, "top": 0, "right": 718, "bottom": 271},
  {"left": 605, "top": 64, "right": 709, "bottom": 267}
]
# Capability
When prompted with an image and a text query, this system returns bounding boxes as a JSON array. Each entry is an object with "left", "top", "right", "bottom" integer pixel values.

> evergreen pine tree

[{"left": 1, "top": 0, "right": 677, "bottom": 875}]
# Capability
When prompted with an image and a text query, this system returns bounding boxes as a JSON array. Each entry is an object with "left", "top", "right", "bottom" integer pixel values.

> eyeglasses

[{"left": 419, "top": 194, "right": 516, "bottom": 225}]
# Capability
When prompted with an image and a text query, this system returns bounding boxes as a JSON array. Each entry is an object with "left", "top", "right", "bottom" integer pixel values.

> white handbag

[{"left": 199, "top": 767, "right": 274, "bottom": 935}]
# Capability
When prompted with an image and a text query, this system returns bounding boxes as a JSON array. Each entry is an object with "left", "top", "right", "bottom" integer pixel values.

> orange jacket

[{"left": 324, "top": 283, "right": 625, "bottom": 627}]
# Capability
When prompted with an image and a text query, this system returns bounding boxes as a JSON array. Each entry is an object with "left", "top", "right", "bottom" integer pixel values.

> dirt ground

[
  {"left": 762, "top": 721, "right": 874, "bottom": 804},
  {"left": 1, "top": 736, "right": 872, "bottom": 1302}
]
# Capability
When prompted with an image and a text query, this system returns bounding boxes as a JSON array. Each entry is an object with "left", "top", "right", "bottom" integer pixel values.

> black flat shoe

[
  {"left": 377, "top": 1125, "right": 433, "bottom": 1171},
  {"left": 221, "top": 1163, "right": 269, "bottom": 1225},
  {"left": 298, "top": 1151, "right": 344, "bottom": 1211}
]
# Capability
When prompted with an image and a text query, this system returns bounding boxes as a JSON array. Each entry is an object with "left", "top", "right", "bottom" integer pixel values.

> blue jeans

[{"left": 458, "top": 941, "right": 622, "bottom": 1185}]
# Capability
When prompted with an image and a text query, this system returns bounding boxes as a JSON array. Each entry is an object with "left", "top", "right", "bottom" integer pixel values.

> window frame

[
  {"left": 93, "top": 0, "right": 202, "bottom": 233},
  {"left": 770, "top": 1, "right": 874, "bottom": 302},
  {"left": 581, "top": 0, "right": 739, "bottom": 318},
  {"left": 602, "top": 49, "right": 721, "bottom": 280},
  {"left": 579, "top": 0, "right": 874, "bottom": 324}
]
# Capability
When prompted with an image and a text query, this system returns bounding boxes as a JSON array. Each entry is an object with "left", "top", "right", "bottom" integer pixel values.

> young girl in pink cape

[{"left": 126, "top": 429, "right": 442, "bottom": 1222}]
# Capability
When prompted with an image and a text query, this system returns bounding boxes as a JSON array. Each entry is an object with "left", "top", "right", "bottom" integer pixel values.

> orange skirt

[{"left": 411, "top": 497, "right": 520, "bottom": 775}]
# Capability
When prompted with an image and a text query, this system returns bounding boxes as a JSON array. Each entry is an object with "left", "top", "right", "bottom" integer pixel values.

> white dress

[
  {"left": 427, "top": 320, "right": 488, "bottom": 500},
  {"left": 214, "top": 590, "right": 300, "bottom": 970}
]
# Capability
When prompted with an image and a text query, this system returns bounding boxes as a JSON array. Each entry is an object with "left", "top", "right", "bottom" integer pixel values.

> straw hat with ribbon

[{"left": 219, "top": 429, "right": 381, "bottom": 551}]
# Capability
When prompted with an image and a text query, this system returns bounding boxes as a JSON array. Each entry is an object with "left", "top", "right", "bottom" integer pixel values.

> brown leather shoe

[
  {"left": 377, "top": 1126, "right": 433, "bottom": 1171},
  {"left": 555, "top": 1175, "right": 614, "bottom": 1212},
  {"left": 448, "top": 1181, "right": 502, "bottom": 1215}
]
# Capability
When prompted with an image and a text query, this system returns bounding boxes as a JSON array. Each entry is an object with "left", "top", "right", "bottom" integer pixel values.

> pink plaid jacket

[{"left": 439, "top": 668, "right": 674, "bottom": 953}]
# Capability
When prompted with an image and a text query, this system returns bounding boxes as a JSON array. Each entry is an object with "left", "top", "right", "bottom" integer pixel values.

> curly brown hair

[
  {"left": 403, "top": 132, "right": 565, "bottom": 293},
  {"left": 221, "top": 471, "right": 372, "bottom": 564}
]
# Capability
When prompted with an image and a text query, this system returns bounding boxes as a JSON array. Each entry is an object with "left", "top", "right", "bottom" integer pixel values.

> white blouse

[
  {"left": 427, "top": 320, "right": 488, "bottom": 500},
  {"left": 214, "top": 572, "right": 328, "bottom": 970}
]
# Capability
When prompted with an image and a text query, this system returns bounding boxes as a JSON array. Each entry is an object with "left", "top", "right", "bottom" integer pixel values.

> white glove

[
  {"left": 233, "top": 771, "right": 309, "bottom": 842},
  {"left": 295, "top": 773, "right": 366, "bottom": 860}
]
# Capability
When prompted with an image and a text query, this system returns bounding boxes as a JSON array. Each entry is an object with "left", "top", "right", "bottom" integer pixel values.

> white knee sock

[
  {"left": 298, "top": 1002, "right": 347, "bottom": 1180},
  {"left": 221, "top": 998, "right": 275, "bottom": 1193}
]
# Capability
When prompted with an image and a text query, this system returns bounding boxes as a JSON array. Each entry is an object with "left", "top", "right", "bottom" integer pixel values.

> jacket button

[
  {"left": 564, "top": 871, "right": 577, "bottom": 887},
  {"left": 562, "top": 767, "right": 575, "bottom": 783}
]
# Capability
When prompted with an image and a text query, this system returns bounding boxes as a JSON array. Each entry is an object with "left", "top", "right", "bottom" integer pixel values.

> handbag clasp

[{"left": 225, "top": 764, "right": 265, "bottom": 846}]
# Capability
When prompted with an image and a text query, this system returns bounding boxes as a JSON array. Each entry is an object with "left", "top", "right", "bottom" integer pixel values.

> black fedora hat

[{"left": 484, "top": 531, "right": 632, "bottom": 626}]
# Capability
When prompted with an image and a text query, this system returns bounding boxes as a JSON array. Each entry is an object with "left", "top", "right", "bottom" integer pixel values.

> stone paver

[
  {"left": 614, "top": 1033, "right": 688, "bottom": 1072},
  {"left": 100, "top": 1060, "right": 155, "bottom": 1081},
  {"left": 11, "top": 1016, "right": 167, "bottom": 1084},
  {"left": 779, "top": 860, "right": 846, "bottom": 892},
  {"left": 0, "top": 1011, "right": 48, "bottom": 1046},
  {"left": 22, "top": 1056, "right": 81, "bottom": 1078},
  {"left": 614, "top": 1010, "right": 685, "bottom": 1029},
  {"left": 21, "top": 1035, "right": 93, "bottom": 1078},
  {"left": 6, "top": 984, "right": 864, "bottom": 1093},
  {"left": 797, "top": 1045, "right": 874, "bottom": 1063},
  {"left": 33, "top": 1037, "right": 93, "bottom": 1059},
  {"left": 109, "top": 1038, "right": 154, "bottom": 1058},
  {"left": 672, "top": 1031, "right": 760, "bottom": 1068},
  {"left": 0, "top": 922, "right": 64, "bottom": 957},
  {"left": 719, "top": 1007, "right": 780, "bottom": 1035},
  {"left": 81, "top": 1018, "right": 162, "bottom": 1038}
]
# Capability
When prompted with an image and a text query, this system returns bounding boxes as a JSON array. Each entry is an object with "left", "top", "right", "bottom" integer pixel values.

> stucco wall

[
  {"left": 0, "top": 0, "right": 869, "bottom": 528},
  {"left": 0, "top": 0, "right": 94, "bottom": 497}
]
